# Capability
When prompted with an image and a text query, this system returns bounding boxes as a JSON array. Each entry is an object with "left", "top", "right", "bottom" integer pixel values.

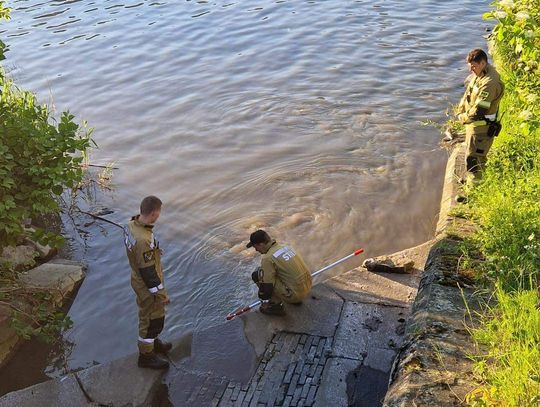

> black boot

[
  {"left": 154, "top": 338, "right": 173, "bottom": 354},
  {"left": 137, "top": 352, "right": 170, "bottom": 370},
  {"left": 260, "top": 302, "right": 286, "bottom": 316}
]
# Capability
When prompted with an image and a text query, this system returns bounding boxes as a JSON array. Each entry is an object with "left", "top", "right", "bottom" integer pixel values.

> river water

[{"left": 2, "top": 0, "right": 490, "bottom": 379}]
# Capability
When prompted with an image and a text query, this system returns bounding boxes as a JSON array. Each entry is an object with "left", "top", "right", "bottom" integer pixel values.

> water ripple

[{"left": 1, "top": 0, "right": 493, "bottom": 370}]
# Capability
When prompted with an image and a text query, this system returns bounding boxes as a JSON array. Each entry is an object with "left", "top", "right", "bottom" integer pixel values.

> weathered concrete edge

[
  {"left": 383, "top": 143, "right": 481, "bottom": 406},
  {"left": 0, "top": 259, "right": 86, "bottom": 371}
]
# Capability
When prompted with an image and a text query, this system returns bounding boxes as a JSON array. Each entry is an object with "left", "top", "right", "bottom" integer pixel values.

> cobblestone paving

[{"left": 215, "top": 332, "right": 332, "bottom": 407}]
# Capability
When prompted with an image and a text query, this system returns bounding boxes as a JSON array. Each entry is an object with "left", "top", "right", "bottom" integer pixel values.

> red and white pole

[{"left": 225, "top": 248, "right": 364, "bottom": 321}]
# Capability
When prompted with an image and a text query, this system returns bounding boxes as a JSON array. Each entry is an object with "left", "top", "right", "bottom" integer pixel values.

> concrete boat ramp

[{"left": 0, "top": 243, "right": 430, "bottom": 407}]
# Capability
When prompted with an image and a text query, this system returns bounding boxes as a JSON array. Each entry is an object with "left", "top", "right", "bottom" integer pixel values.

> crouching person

[
  {"left": 247, "top": 230, "right": 312, "bottom": 316},
  {"left": 125, "top": 195, "right": 172, "bottom": 369}
]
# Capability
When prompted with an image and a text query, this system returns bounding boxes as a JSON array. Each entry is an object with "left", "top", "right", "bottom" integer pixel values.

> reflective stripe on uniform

[
  {"left": 469, "top": 120, "right": 487, "bottom": 127},
  {"left": 138, "top": 337, "right": 155, "bottom": 343},
  {"left": 148, "top": 283, "right": 164, "bottom": 293},
  {"left": 478, "top": 100, "right": 491, "bottom": 109}
]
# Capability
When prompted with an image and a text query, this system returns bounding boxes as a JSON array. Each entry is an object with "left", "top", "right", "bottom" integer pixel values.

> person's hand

[{"left": 162, "top": 294, "right": 171, "bottom": 305}]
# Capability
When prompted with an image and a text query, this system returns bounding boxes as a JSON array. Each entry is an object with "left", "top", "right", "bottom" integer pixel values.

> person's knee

[
  {"left": 258, "top": 283, "right": 274, "bottom": 300},
  {"left": 145, "top": 317, "right": 165, "bottom": 339}
]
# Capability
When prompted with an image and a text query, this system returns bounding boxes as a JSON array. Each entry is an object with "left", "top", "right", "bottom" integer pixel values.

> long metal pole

[{"left": 225, "top": 248, "right": 364, "bottom": 321}]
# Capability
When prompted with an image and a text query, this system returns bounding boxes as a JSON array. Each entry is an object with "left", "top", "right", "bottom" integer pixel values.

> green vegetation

[
  {"left": 0, "top": 1, "right": 92, "bottom": 342},
  {"left": 0, "top": 1, "right": 92, "bottom": 249},
  {"left": 0, "top": 75, "right": 93, "bottom": 248},
  {"left": 461, "top": 0, "right": 540, "bottom": 405}
]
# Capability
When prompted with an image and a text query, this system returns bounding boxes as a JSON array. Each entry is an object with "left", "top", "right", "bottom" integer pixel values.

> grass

[
  {"left": 466, "top": 288, "right": 540, "bottom": 406},
  {"left": 454, "top": 1, "right": 540, "bottom": 405}
]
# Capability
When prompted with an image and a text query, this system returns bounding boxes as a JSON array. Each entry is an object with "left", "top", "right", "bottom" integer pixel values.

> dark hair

[
  {"left": 246, "top": 229, "right": 271, "bottom": 248},
  {"left": 467, "top": 49, "right": 488, "bottom": 64},
  {"left": 140, "top": 195, "right": 162, "bottom": 215}
]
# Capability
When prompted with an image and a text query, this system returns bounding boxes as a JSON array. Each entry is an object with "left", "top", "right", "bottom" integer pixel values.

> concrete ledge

[
  {"left": 0, "top": 374, "right": 88, "bottom": 407},
  {"left": 383, "top": 142, "right": 481, "bottom": 406},
  {"left": 0, "top": 259, "right": 86, "bottom": 369},
  {"left": 436, "top": 144, "right": 466, "bottom": 236},
  {"left": 383, "top": 239, "right": 480, "bottom": 406},
  {"left": 75, "top": 353, "right": 166, "bottom": 406},
  {"left": 18, "top": 261, "right": 85, "bottom": 306}
]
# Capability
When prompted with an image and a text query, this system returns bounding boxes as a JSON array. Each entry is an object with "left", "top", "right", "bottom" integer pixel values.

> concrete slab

[
  {"left": 167, "top": 332, "right": 193, "bottom": 367},
  {"left": 0, "top": 374, "right": 88, "bottom": 407},
  {"left": 364, "top": 347, "right": 397, "bottom": 373},
  {"left": 165, "top": 366, "right": 229, "bottom": 407},
  {"left": 243, "top": 284, "right": 344, "bottom": 341},
  {"left": 329, "top": 241, "right": 432, "bottom": 309},
  {"left": 347, "top": 365, "right": 389, "bottom": 407},
  {"left": 75, "top": 352, "right": 165, "bottom": 406},
  {"left": 329, "top": 267, "right": 418, "bottom": 307},
  {"left": 333, "top": 302, "right": 407, "bottom": 360},
  {"left": 315, "top": 357, "right": 360, "bottom": 407},
  {"left": 18, "top": 261, "right": 85, "bottom": 305},
  {"left": 179, "top": 317, "right": 257, "bottom": 384}
]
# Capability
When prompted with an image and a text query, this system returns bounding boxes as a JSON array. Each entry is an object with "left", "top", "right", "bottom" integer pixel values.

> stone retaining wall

[{"left": 383, "top": 143, "right": 482, "bottom": 406}]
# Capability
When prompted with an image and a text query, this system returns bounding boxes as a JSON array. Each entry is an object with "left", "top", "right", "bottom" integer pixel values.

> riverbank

[
  {"left": 0, "top": 139, "right": 477, "bottom": 406},
  {"left": 383, "top": 142, "right": 483, "bottom": 405},
  {"left": 1, "top": 240, "right": 432, "bottom": 406}
]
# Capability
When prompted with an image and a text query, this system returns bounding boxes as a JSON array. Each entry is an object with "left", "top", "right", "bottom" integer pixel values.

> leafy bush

[
  {"left": 0, "top": 2, "right": 91, "bottom": 344},
  {"left": 0, "top": 2, "right": 9, "bottom": 61},
  {"left": 0, "top": 73, "right": 93, "bottom": 248}
]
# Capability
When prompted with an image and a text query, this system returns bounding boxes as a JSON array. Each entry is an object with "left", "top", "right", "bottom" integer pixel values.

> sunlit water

[{"left": 2, "top": 0, "right": 491, "bottom": 374}]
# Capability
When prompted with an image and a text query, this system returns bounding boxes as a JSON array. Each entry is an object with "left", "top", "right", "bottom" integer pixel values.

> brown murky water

[{"left": 1, "top": 0, "right": 491, "bottom": 389}]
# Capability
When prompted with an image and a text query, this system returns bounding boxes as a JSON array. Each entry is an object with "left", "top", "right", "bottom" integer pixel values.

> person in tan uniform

[
  {"left": 247, "top": 230, "right": 312, "bottom": 316},
  {"left": 457, "top": 48, "right": 504, "bottom": 175},
  {"left": 125, "top": 195, "right": 171, "bottom": 369}
]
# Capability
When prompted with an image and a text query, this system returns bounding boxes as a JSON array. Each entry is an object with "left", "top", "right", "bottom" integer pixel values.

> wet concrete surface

[
  {"left": 0, "top": 243, "right": 431, "bottom": 406},
  {"left": 161, "top": 242, "right": 431, "bottom": 406},
  {"left": 347, "top": 365, "right": 390, "bottom": 407}
]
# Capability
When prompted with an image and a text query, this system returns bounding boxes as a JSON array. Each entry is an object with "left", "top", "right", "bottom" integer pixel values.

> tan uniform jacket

[
  {"left": 457, "top": 63, "right": 504, "bottom": 127},
  {"left": 260, "top": 241, "right": 312, "bottom": 300},
  {"left": 125, "top": 216, "right": 168, "bottom": 301}
]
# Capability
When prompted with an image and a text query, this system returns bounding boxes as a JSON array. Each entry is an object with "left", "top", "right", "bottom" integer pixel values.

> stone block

[
  {"left": 333, "top": 302, "right": 406, "bottom": 360},
  {"left": 329, "top": 267, "right": 418, "bottom": 307},
  {"left": 314, "top": 357, "right": 359, "bottom": 407},
  {"left": 75, "top": 353, "right": 165, "bottom": 406},
  {"left": 0, "top": 245, "right": 36, "bottom": 271},
  {"left": 364, "top": 347, "right": 397, "bottom": 373},
  {"left": 241, "top": 284, "right": 342, "bottom": 363},
  {"left": 18, "top": 261, "right": 85, "bottom": 306},
  {"left": 181, "top": 317, "right": 257, "bottom": 384},
  {"left": 0, "top": 374, "right": 87, "bottom": 407}
]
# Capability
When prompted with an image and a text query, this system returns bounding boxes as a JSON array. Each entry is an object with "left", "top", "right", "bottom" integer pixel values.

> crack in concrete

[
  {"left": 332, "top": 291, "right": 346, "bottom": 340},
  {"left": 73, "top": 372, "right": 114, "bottom": 407}
]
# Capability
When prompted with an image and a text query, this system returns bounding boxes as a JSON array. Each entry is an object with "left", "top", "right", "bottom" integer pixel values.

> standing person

[
  {"left": 456, "top": 48, "right": 504, "bottom": 175},
  {"left": 247, "top": 230, "right": 312, "bottom": 316},
  {"left": 125, "top": 195, "right": 171, "bottom": 369}
]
